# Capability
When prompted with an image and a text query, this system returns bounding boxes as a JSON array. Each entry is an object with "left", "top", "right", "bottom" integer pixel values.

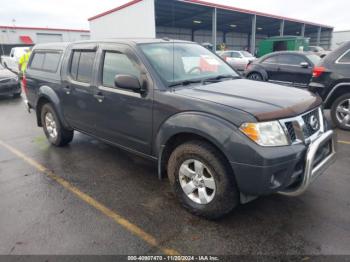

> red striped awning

[{"left": 19, "top": 35, "right": 33, "bottom": 44}]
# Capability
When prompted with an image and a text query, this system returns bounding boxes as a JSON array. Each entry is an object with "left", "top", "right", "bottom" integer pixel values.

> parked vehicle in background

[
  {"left": 244, "top": 51, "right": 321, "bottom": 88},
  {"left": 309, "top": 46, "right": 330, "bottom": 58},
  {"left": 0, "top": 64, "right": 21, "bottom": 98},
  {"left": 309, "top": 41, "right": 350, "bottom": 130},
  {"left": 257, "top": 36, "right": 310, "bottom": 57},
  {"left": 217, "top": 50, "right": 256, "bottom": 71},
  {"left": 25, "top": 40, "right": 336, "bottom": 219},
  {"left": 0, "top": 46, "right": 31, "bottom": 73}
]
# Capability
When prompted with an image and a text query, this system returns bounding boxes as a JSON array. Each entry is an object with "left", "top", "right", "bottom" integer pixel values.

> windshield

[
  {"left": 139, "top": 43, "right": 238, "bottom": 86},
  {"left": 306, "top": 54, "right": 321, "bottom": 65},
  {"left": 241, "top": 51, "right": 254, "bottom": 58}
]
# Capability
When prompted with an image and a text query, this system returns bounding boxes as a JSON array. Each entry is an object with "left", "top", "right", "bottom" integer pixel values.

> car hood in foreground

[
  {"left": 174, "top": 79, "right": 322, "bottom": 121},
  {"left": 0, "top": 68, "right": 16, "bottom": 80}
]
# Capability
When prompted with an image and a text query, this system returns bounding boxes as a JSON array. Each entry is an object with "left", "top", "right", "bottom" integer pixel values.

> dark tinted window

[
  {"left": 77, "top": 52, "right": 95, "bottom": 83},
  {"left": 262, "top": 55, "right": 278, "bottom": 63},
  {"left": 70, "top": 51, "right": 80, "bottom": 80},
  {"left": 278, "top": 54, "right": 306, "bottom": 65},
  {"left": 69, "top": 51, "right": 96, "bottom": 83},
  {"left": 102, "top": 52, "right": 140, "bottom": 87},
  {"left": 30, "top": 53, "right": 45, "bottom": 69},
  {"left": 42, "top": 52, "right": 61, "bottom": 72},
  {"left": 338, "top": 50, "right": 350, "bottom": 63}
]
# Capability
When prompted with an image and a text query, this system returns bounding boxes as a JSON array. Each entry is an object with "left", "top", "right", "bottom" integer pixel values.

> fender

[
  {"left": 324, "top": 82, "right": 350, "bottom": 107},
  {"left": 248, "top": 66, "right": 268, "bottom": 81},
  {"left": 154, "top": 112, "right": 240, "bottom": 179},
  {"left": 35, "top": 85, "right": 71, "bottom": 129}
]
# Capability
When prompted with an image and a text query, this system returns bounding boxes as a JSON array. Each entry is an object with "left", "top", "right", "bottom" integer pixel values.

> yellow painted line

[
  {"left": 0, "top": 139, "right": 180, "bottom": 256},
  {"left": 338, "top": 140, "right": 350, "bottom": 145}
]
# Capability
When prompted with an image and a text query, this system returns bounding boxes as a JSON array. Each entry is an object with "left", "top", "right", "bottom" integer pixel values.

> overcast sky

[{"left": 0, "top": 0, "right": 348, "bottom": 31}]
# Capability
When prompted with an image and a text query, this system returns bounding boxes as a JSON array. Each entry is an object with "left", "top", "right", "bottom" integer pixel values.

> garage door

[{"left": 36, "top": 33, "right": 63, "bottom": 43}]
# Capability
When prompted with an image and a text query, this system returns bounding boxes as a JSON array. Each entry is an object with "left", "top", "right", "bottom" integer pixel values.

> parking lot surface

[{"left": 0, "top": 96, "right": 350, "bottom": 256}]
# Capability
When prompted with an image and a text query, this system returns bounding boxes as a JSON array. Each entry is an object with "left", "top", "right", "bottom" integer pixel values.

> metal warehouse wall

[
  {"left": 306, "top": 30, "right": 333, "bottom": 50},
  {"left": 332, "top": 31, "right": 350, "bottom": 50},
  {"left": 156, "top": 26, "right": 267, "bottom": 51},
  {"left": 0, "top": 27, "right": 90, "bottom": 55},
  {"left": 89, "top": 0, "right": 156, "bottom": 39}
]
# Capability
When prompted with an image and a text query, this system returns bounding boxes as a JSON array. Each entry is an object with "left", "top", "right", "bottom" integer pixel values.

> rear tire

[
  {"left": 41, "top": 103, "right": 74, "bottom": 146},
  {"left": 167, "top": 140, "right": 239, "bottom": 219},
  {"left": 247, "top": 72, "right": 263, "bottom": 81},
  {"left": 331, "top": 93, "right": 350, "bottom": 130}
]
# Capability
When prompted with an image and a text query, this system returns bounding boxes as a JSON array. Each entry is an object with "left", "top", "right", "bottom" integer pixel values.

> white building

[
  {"left": 0, "top": 25, "right": 90, "bottom": 55},
  {"left": 332, "top": 31, "right": 350, "bottom": 50},
  {"left": 88, "top": 0, "right": 333, "bottom": 53}
]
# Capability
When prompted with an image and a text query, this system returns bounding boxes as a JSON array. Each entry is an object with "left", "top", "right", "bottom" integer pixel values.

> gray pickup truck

[{"left": 24, "top": 39, "right": 336, "bottom": 219}]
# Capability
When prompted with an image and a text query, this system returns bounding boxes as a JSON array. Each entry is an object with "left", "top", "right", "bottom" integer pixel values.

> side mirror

[
  {"left": 114, "top": 74, "right": 142, "bottom": 93},
  {"left": 300, "top": 62, "right": 309, "bottom": 68}
]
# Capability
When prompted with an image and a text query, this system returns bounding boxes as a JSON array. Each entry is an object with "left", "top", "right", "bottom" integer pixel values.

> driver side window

[{"left": 102, "top": 51, "right": 141, "bottom": 88}]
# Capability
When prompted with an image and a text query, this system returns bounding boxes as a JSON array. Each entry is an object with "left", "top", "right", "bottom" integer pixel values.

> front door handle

[
  {"left": 94, "top": 93, "right": 105, "bottom": 103},
  {"left": 63, "top": 86, "right": 71, "bottom": 95}
]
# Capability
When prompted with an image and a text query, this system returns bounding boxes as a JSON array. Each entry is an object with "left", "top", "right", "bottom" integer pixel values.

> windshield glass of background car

[
  {"left": 241, "top": 51, "right": 253, "bottom": 57},
  {"left": 139, "top": 43, "right": 238, "bottom": 86}
]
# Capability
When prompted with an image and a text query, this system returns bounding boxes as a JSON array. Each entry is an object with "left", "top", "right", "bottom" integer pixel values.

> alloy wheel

[
  {"left": 336, "top": 99, "right": 350, "bottom": 127},
  {"left": 179, "top": 159, "right": 216, "bottom": 205},
  {"left": 45, "top": 112, "right": 58, "bottom": 139}
]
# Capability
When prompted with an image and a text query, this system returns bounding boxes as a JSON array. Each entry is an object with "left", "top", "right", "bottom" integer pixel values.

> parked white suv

[{"left": 1, "top": 47, "right": 30, "bottom": 72}]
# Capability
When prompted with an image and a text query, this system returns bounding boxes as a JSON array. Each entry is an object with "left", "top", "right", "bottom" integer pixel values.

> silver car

[{"left": 218, "top": 50, "right": 256, "bottom": 71}]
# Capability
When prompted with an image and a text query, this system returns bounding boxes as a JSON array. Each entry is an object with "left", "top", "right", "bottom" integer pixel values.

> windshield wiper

[
  {"left": 168, "top": 79, "right": 203, "bottom": 88},
  {"left": 202, "top": 74, "right": 239, "bottom": 83}
]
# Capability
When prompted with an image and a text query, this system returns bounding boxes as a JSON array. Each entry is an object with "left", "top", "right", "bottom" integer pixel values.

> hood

[
  {"left": 174, "top": 79, "right": 322, "bottom": 121},
  {"left": 0, "top": 68, "right": 16, "bottom": 80}
]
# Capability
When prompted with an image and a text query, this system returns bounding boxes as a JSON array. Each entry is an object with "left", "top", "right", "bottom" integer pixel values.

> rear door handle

[
  {"left": 63, "top": 86, "right": 71, "bottom": 95},
  {"left": 94, "top": 93, "right": 105, "bottom": 103}
]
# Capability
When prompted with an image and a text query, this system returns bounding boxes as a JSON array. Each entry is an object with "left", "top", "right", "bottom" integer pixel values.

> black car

[
  {"left": 24, "top": 40, "right": 336, "bottom": 219},
  {"left": 309, "top": 41, "right": 350, "bottom": 130},
  {"left": 0, "top": 64, "right": 21, "bottom": 98},
  {"left": 244, "top": 51, "right": 321, "bottom": 88}
]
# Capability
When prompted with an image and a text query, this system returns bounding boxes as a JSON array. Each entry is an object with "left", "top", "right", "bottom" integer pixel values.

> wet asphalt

[{"left": 0, "top": 95, "right": 349, "bottom": 256}]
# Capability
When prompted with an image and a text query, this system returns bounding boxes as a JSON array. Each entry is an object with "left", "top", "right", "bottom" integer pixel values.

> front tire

[
  {"left": 331, "top": 93, "right": 350, "bottom": 130},
  {"left": 41, "top": 103, "right": 74, "bottom": 146},
  {"left": 167, "top": 141, "right": 239, "bottom": 219}
]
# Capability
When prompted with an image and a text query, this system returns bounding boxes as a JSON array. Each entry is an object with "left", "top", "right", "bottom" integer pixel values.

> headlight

[{"left": 240, "top": 121, "right": 289, "bottom": 147}]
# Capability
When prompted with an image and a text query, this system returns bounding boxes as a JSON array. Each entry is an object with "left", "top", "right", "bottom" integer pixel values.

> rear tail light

[
  {"left": 312, "top": 66, "right": 326, "bottom": 78},
  {"left": 22, "top": 75, "right": 28, "bottom": 96}
]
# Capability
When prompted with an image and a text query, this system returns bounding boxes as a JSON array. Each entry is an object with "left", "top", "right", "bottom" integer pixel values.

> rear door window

[
  {"left": 262, "top": 55, "right": 278, "bottom": 64},
  {"left": 338, "top": 50, "right": 350, "bottom": 63},
  {"left": 277, "top": 54, "right": 306, "bottom": 65},
  {"left": 69, "top": 51, "right": 96, "bottom": 83}
]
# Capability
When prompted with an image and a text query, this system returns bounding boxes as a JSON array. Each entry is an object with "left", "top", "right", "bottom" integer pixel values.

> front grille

[
  {"left": 281, "top": 108, "right": 323, "bottom": 144},
  {"left": 302, "top": 109, "right": 321, "bottom": 137},
  {"left": 285, "top": 122, "right": 296, "bottom": 142}
]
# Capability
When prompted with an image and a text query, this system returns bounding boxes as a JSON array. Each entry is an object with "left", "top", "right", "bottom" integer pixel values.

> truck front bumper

[
  {"left": 231, "top": 130, "right": 337, "bottom": 197},
  {"left": 278, "top": 130, "right": 336, "bottom": 196}
]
